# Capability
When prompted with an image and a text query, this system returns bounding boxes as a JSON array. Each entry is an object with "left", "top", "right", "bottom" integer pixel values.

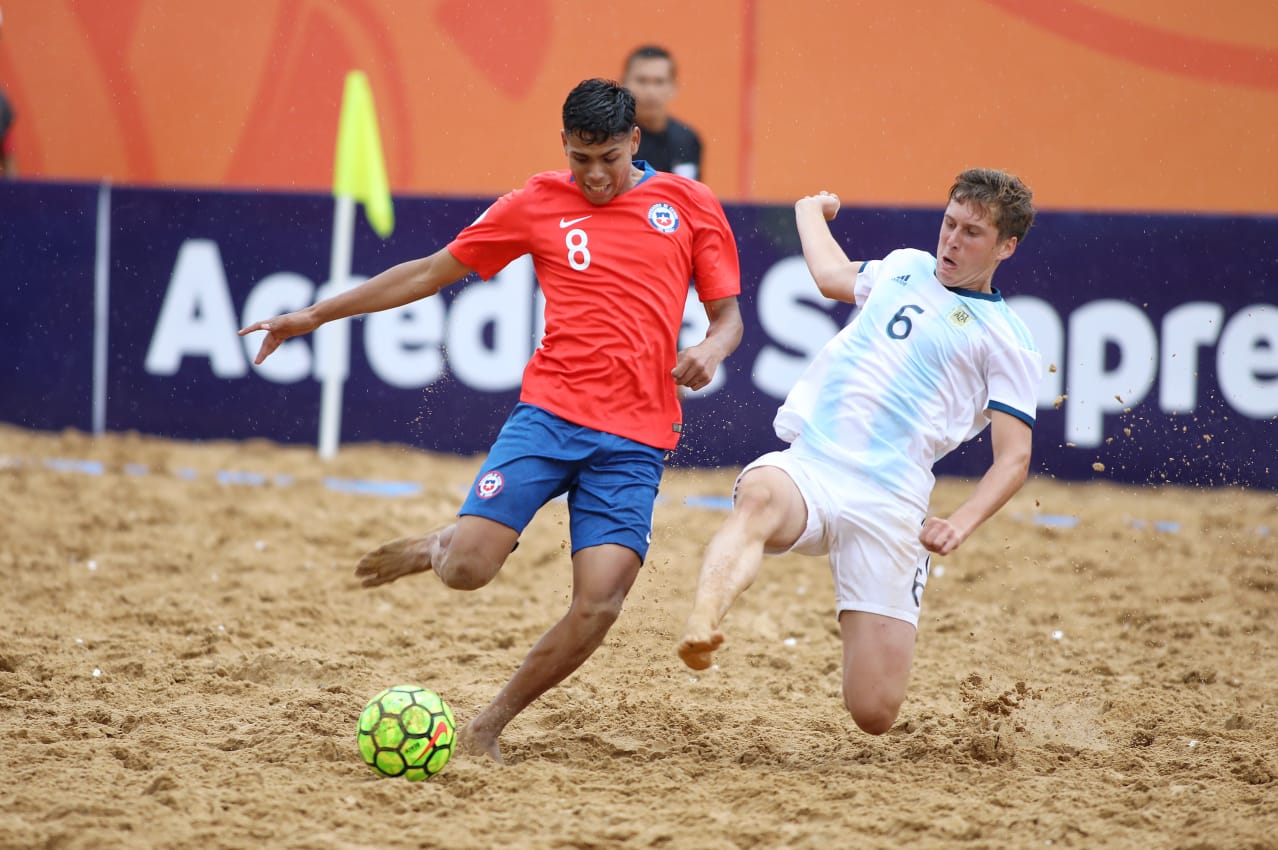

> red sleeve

[
  {"left": 688, "top": 184, "right": 741, "bottom": 302},
  {"left": 446, "top": 182, "right": 535, "bottom": 280}
]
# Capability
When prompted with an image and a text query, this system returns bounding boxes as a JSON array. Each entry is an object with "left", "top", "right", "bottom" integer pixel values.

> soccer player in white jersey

[{"left": 677, "top": 168, "right": 1041, "bottom": 735}]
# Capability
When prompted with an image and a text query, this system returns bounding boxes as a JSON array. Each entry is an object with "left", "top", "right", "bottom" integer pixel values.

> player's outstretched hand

[
  {"left": 671, "top": 343, "right": 722, "bottom": 392},
  {"left": 796, "top": 190, "right": 840, "bottom": 221},
  {"left": 238, "top": 309, "right": 322, "bottom": 365},
  {"left": 919, "top": 516, "right": 966, "bottom": 556}
]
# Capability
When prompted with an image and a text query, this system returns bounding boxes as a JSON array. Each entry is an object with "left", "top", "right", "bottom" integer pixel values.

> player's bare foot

[
  {"left": 677, "top": 621, "right": 725, "bottom": 671},
  {"left": 458, "top": 719, "right": 505, "bottom": 765},
  {"left": 355, "top": 527, "right": 452, "bottom": 588}
]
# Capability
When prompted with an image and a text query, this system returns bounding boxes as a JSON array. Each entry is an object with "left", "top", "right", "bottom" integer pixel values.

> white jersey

[{"left": 773, "top": 248, "right": 1042, "bottom": 508}]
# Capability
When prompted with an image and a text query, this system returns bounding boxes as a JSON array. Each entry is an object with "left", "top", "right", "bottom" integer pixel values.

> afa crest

[
  {"left": 947, "top": 306, "right": 973, "bottom": 328},
  {"left": 647, "top": 203, "right": 680, "bottom": 233}
]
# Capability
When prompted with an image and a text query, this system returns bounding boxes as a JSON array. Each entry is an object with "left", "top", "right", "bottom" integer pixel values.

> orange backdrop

[{"left": 2, "top": 0, "right": 1276, "bottom": 212}]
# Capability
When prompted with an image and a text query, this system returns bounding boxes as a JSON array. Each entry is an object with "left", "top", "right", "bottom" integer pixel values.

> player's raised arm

[
  {"left": 919, "top": 409, "right": 1033, "bottom": 555},
  {"left": 238, "top": 247, "right": 474, "bottom": 365},
  {"left": 672, "top": 296, "right": 743, "bottom": 392},
  {"left": 795, "top": 191, "right": 861, "bottom": 303}
]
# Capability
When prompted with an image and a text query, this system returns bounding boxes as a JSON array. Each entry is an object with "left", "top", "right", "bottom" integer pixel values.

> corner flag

[
  {"left": 333, "top": 70, "right": 394, "bottom": 238},
  {"left": 318, "top": 70, "right": 393, "bottom": 460}
]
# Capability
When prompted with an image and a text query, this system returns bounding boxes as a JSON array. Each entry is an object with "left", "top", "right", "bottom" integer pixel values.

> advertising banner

[
  {"left": 0, "top": 182, "right": 99, "bottom": 431},
  {"left": 2, "top": 182, "right": 1274, "bottom": 488}
]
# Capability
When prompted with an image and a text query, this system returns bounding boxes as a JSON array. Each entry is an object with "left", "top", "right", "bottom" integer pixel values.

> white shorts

[{"left": 737, "top": 445, "right": 931, "bottom": 627}]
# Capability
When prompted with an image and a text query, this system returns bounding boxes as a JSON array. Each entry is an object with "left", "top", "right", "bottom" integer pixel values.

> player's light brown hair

[{"left": 948, "top": 168, "right": 1035, "bottom": 243}]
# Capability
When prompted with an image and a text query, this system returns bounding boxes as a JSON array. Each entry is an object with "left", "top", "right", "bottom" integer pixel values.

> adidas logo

[{"left": 891, "top": 274, "right": 911, "bottom": 284}]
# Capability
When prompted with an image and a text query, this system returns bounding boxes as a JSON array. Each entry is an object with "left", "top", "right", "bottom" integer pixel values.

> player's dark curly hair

[
  {"left": 949, "top": 168, "right": 1036, "bottom": 243},
  {"left": 562, "top": 79, "right": 636, "bottom": 146}
]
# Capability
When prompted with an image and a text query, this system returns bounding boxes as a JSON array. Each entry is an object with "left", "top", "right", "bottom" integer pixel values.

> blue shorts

[{"left": 459, "top": 404, "right": 665, "bottom": 562}]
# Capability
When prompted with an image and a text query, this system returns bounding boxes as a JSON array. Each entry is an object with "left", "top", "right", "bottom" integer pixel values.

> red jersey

[{"left": 447, "top": 162, "right": 740, "bottom": 449}]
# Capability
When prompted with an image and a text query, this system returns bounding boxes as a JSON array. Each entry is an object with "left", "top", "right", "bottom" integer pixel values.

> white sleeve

[
  {"left": 986, "top": 343, "right": 1042, "bottom": 427},
  {"left": 854, "top": 260, "right": 881, "bottom": 308}
]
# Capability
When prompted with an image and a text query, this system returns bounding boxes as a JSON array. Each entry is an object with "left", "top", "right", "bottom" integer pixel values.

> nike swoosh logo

[{"left": 559, "top": 215, "right": 592, "bottom": 228}]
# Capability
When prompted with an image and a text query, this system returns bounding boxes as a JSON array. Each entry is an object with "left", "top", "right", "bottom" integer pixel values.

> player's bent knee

[
  {"left": 569, "top": 595, "right": 625, "bottom": 630},
  {"left": 733, "top": 478, "right": 777, "bottom": 516},
  {"left": 732, "top": 484, "right": 784, "bottom": 535},
  {"left": 732, "top": 468, "right": 803, "bottom": 548},
  {"left": 850, "top": 708, "right": 898, "bottom": 736},
  {"left": 435, "top": 564, "right": 495, "bottom": 591},
  {"left": 436, "top": 550, "right": 504, "bottom": 590},
  {"left": 843, "top": 689, "right": 902, "bottom": 736}
]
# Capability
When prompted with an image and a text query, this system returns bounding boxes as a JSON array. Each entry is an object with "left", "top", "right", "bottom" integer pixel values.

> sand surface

[{"left": 1, "top": 424, "right": 1275, "bottom": 850}]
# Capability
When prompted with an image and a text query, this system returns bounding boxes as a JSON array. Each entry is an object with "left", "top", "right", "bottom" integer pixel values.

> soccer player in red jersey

[{"left": 239, "top": 79, "right": 743, "bottom": 763}]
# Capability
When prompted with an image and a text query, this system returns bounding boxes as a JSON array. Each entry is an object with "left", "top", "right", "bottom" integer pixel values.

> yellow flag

[{"left": 333, "top": 70, "right": 394, "bottom": 238}]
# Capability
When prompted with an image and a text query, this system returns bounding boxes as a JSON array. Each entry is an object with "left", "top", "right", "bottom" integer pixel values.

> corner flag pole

[{"left": 318, "top": 70, "right": 395, "bottom": 461}]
